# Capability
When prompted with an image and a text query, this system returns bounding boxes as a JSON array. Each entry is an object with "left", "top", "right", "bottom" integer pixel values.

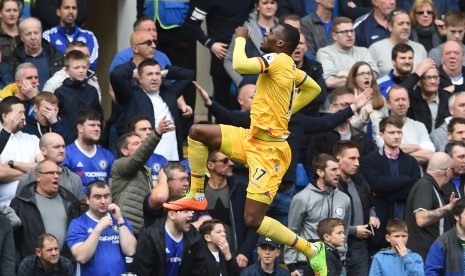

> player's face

[
  {"left": 138, "top": 64, "right": 162, "bottom": 93},
  {"left": 41, "top": 134, "right": 66, "bottom": 164},
  {"left": 381, "top": 124, "right": 403, "bottom": 149},
  {"left": 442, "top": 42, "right": 463, "bottom": 72},
  {"left": 385, "top": 231, "right": 408, "bottom": 249},
  {"left": 0, "top": 0, "right": 19, "bottom": 26},
  {"left": 36, "top": 238, "right": 60, "bottom": 266},
  {"left": 167, "top": 169, "right": 189, "bottom": 198},
  {"left": 326, "top": 225, "right": 345, "bottom": 247},
  {"left": 172, "top": 210, "right": 194, "bottom": 233},
  {"left": 122, "top": 135, "right": 142, "bottom": 157},
  {"left": 393, "top": 51, "right": 413, "bottom": 76},
  {"left": 451, "top": 145, "right": 465, "bottom": 175},
  {"left": 66, "top": 59, "right": 88, "bottom": 82},
  {"left": 449, "top": 123, "right": 465, "bottom": 143},
  {"left": 414, "top": 4, "right": 434, "bottom": 27},
  {"left": 419, "top": 67, "right": 439, "bottom": 94},
  {"left": 323, "top": 160, "right": 340, "bottom": 188},
  {"left": 292, "top": 34, "right": 307, "bottom": 63},
  {"left": 389, "top": 13, "right": 411, "bottom": 42},
  {"left": 79, "top": 119, "right": 101, "bottom": 143},
  {"left": 208, "top": 152, "right": 233, "bottom": 177},
  {"left": 57, "top": 0, "right": 77, "bottom": 26},
  {"left": 450, "top": 94, "right": 465, "bottom": 118},
  {"left": 206, "top": 223, "right": 227, "bottom": 247},
  {"left": 133, "top": 120, "right": 153, "bottom": 142},
  {"left": 337, "top": 148, "right": 360, "bottom": 178},
  {"left": 332, "top": 22, "right": 355, "bottom": 50},
  {"left": 260, "top": 24, "right": 284, "bottom": 53},
  {"left": 87, "top": 186, "right": 112, "bottom": 216},
  {"left": 256, "top": 0, "right": 277, "bottom": 19},
  {"left": 355, "top": 64, "right": 373, "bottom": 90},
  {"left": 387, "top": 87, "right": 410, "bottom": 117},
  {"left": 257, "top": 244, "right": 279, "bottom": 266}
]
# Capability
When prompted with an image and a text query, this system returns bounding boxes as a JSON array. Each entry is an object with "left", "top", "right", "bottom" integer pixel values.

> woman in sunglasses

[{"left": 409, "top": 0, "right": 443, "bottom": 52}]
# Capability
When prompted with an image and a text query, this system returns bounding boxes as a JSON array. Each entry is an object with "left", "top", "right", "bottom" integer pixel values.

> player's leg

[{"left": 163, "top": 123, "right": 222, "bottom": 210}]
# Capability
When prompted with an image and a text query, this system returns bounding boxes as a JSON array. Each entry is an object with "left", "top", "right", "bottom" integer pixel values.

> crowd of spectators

[{"left": 3, "top": 0, "right": 465, "bottom": 275}]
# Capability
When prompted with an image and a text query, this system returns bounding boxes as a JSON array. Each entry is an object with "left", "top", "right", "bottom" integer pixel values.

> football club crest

[{"left": 99, "top": 160, "right": 108, "bottom": 170}]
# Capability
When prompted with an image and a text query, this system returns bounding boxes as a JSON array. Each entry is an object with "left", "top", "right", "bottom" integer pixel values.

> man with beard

[
  {"left": 62, "top": 109, "right": 114, "bottom": 194},
  {"left": 285, "top": 153, "right": 351, "bottom": 276},
  {"left": 377, "top": 43, "right": 436, "bottom": 97},
  {"left": 17, "top": 233, "right": 74, "bottom": 275},
  {"left": 0, "top": 96, "right": 42, "bottom": 206}
]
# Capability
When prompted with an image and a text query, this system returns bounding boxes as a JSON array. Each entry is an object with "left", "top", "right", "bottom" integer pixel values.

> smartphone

[{"left": 368, "top": 223, "right": 375, "bottom": 236}]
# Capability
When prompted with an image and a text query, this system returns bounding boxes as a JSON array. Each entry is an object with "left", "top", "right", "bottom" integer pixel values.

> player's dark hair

[{"left": 280, "top": 23, "right": 300, "bottom": 53}]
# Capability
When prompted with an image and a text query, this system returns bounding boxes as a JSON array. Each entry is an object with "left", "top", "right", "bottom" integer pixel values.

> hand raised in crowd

[
  {"left": 193, "top": 81, "right": 212, "bottom": 106},
  {"left": 217, "top": 238, "right": 232, "bottom": 260},
  {"left": 39, "top": 101, "right": 59, "bottom": 124},
  {"left": 3, "top": 107, "right": 25, "bottom": 130},
  {"left": 156, "top": 116, "right": 175, "bottom": 134},
  {"left": 369, "top": 216, "right": 381, "bottom": 229},
  {"left": 235, "top": 253, "right": 249, "bottom": 268},
  {"left": 95, "top": 213, "right": 113, "bottom": 232},
  {"left": 351, "top": 87, "right": 373, "bottom": 112},
  {"left": 108, "top": 203, "right": 124, "bottom": 223},
  {"left": 394, "top": 241, "right": 408, "bottom": 257},
  {"left": 415, "top": 58, "right": 436, "bottom": 77},
  {"left": 20, "top": 79, "right": 38, "bottom": 99}
]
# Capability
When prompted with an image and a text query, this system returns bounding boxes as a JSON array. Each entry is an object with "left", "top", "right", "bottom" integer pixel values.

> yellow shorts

[{"left": 220, "top": 124, "right": 291, "bottom": 205}]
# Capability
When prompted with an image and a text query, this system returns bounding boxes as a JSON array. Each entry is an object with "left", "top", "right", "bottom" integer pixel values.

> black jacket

[
  {"left": 10, "top": 182, "right": 80, "bottom": 261},
  {"left": 407, "top": 86, "right": 451, "bottom": 133},
  {"left": 203, "top": 241, "right": 241, "bottom": 276},
  {"left": 110, "top": 61, "right": 194, "bottom": 160},
  {"left": 22, "top": 112, "right": 67, "bottom": 139},
  {"left": 438, "top": 65, "right": 465, "bottom": 93},
  {"left": 131, "top": 217, "right": 206, "bottom": 276},
  {"left": 10, "top": 39, "right": 64, "bottom": 79}
]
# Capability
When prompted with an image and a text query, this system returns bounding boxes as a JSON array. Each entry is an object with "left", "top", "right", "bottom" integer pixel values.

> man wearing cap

[{"left": 240, "top": 235, "right": 289, "bottom": 276}]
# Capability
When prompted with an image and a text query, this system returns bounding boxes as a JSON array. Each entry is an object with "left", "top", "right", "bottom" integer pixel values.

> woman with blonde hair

[
  {"left": 347, "top": 61, "right": 388, "bottom": 147},
  {"left": 409, "top": 0, "right": 443, "bottom": 52}
]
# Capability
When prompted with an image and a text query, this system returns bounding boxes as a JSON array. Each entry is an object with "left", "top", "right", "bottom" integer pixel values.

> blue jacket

[
  {"left": 141, "top": 0, "right": 190, "bottom": 29},
  {"left": 425, "top": 227, "right": 464, "bottom": 276},
  {"left": 369, "top": 248, "right": 424, "bottom": 276},
  {"left": 43, "top": 25, "right": 99, "bottom": 70}
]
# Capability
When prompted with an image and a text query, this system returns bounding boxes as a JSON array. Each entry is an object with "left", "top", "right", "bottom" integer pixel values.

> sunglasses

[
  {"left": 211, "top": 157, "right": 230, "bottom": 164},
  {"left": 415, "top": 10, "right": 433, "bottom": 16},
  {"left": 135, "top": 39, "right": 157, "bottom": 46}
]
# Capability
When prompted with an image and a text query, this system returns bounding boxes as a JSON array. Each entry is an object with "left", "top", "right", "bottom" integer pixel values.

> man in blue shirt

[{"left": 354, "top": 0, "right": 395, "bottom": 48}]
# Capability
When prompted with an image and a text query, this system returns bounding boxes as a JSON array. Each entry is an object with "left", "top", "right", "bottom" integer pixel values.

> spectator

[
  {"left": 407, "top": 66, "right": 451, "bottom": 133},
  {"left": 42, "top": 0, "right": 99, "bottom": 70},
  {"left": 368, "top": 9, "right": 427, "bottom": 78},
  {"left": 128, "top": 115, "right": 168, "bottom": 181},
  {"left": 30, "top": 0, "right": 87, "bottom": 31},
  {"left": 334, "top": 141, "right": 380, "bottom": 276},
  {"left": 187, "top": 0, "right": 251, "bottom": 110},
  {"left": 424, "top": 198, "right": 465, "bottom": 275},
  {"left": 21, "top": 92, "right": 67, "bottom": 139},
  {"left": 377, "top": 43, "right": 436, "bottom": 97},
  {"left": 369, "top": 218, "right": 424, "bottom": 275},
  {"left": 339, "top": 0, "right": 372, "bottom": 21},
  {"left": 11, "top": 160, "right": 80, "bottom": 261},
  {"left": 111, "top": 58, "right": 193, "bottom": 161},
  {"left": 409, "top": 0, "right": 442, "bottom": 52},
  {"left": 428, "top": 11, "right": 465, "bottom": 66},
  {"left": 10, "top": 17, "right": 64, "bottom": 91},
  {"left": 205, "top": 150, "right": 258, "bottom": 268},
  {"left": 316, "top": 16, "right": 378, "bottom": 112},
  {"left": 55, "top": 50, "right": 102, "bottom": 143},
  {"left": 17, "top": 233, "right": 74, "bottom": 276},
  {"left": 438, "top": 40, "right": 465, "bottom": 93},
  {"left": 354, "top": 0, "right": 395, "bottom": 48},
  {"left": 67, "top": 181, "right": 137, "bottom": 276},
  {"left": 199, "top": 219, "right": 241, "bottom": 276},
  {"left": 361, "top": 116, "right": 421, "bottom": 251},
  {"left": 43, "top": 41, "right": 101, "bottom": 101},
  {"left": 285, "top": 153, "right": 351, "bottom": 275},
  {"left": 442, "top": 141, "right": 465, "bottom": 211},
  {"left": 386, "top": 85, "right": 435, "bottom": 164},
  {"left": 0, "top": 96, "right": 42, "bottom": 206},
  {"left": 405, "top": 152, "right": 458, "bottom": 259},
  {"left": 63, "top": 109, "right": 114, "bottom": 194},
  {"left": 111, "top": 130, "right": 162, "bottom": 236},
  {"left": 5, "top": 62, "right": 40, "bottom": 115},
  {"left": 430, "top": 92, "right": 465, "bottom": 151},
  {"left": 347, "top": 61, "right": 388, "bottom": 146},
  {"left": 446, "top": 118, "right": 465, "bottom": 145},
  {"left": 132, "top": 209, "right": 206, "bottom": 276},
  {"left": 0, "top": 214, "right": 15, "bottom": 276},
  {"left": 0, "top": 0, "right": 20, "bottom": 62},
  {"left": 16, "top": 132, "right": 84, "bottom": 199},
  {"left": 301, "top": 0, "right": 335, "bottom": 55},
  {"left": 240, "top": 235, "right": 289, "bottom": 276},
  {"left": 224, "top": 0, "right": 278, "bottom": 87},
  {"left": 316, "top": 218, "right": 346, "bottom": 276}
]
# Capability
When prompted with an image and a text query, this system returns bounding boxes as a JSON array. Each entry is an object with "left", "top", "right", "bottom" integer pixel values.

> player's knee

[{"left": 244, "top": 213, "right": 261, "bottom": 231}]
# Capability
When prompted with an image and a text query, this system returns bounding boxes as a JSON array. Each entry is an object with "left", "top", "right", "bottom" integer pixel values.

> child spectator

[
  {"left": 316, "top": 218, "right": 346, "bottom": 276},
  {"left": 369, "top": 218, "right": 424, "bottom": 276},
  {"left": 199, "top": 219, "right": 241, "bottom": 276},
  {"left": 240, "top": 236, "right": 289, "bottom": 276},
  {"left": 55, "top": 50, "right": 102, "bottom": 141}
]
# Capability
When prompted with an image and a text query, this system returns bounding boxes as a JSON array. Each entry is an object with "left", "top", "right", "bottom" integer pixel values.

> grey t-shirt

[{"left": 35, "top": 192, "right": 67, "bottom": 248}]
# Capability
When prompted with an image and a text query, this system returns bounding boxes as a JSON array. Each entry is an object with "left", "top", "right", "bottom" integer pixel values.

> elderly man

[
  {"left": 368, "top": 9, "right": 427, "bottom": 78},
  {"left": 10, "top": 160, "right": 80, "bottom": 261},
  {"left": 405, "top": 152, "right": 458, "bottom": 259},
  {"left": 10, "top": 17, "right": 63, "bottom": 90},
  {"left": 439, "top": 40, "right": 465, "bottom": 93}
]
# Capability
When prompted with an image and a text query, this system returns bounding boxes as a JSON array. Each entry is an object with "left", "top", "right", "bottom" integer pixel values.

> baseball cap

[{"left": 257, "top": 236, "right": 279, "bottom": 249}]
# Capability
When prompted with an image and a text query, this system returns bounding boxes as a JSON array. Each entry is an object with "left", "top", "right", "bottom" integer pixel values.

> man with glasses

[
  {"left": 11, "top": 159, "right": 80, "bottom": 262},
  {"left": 317, "top": 16, "right": 377, "bottom": 112},
  {"left": 407, "top": 66, "right": 451, "bottom": 133},
  {"left": 368, "top": 9, "right": 427, "bottom": 78},
  {"left": 405, "top": 152, "right": 459, "bottom": 260}
]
